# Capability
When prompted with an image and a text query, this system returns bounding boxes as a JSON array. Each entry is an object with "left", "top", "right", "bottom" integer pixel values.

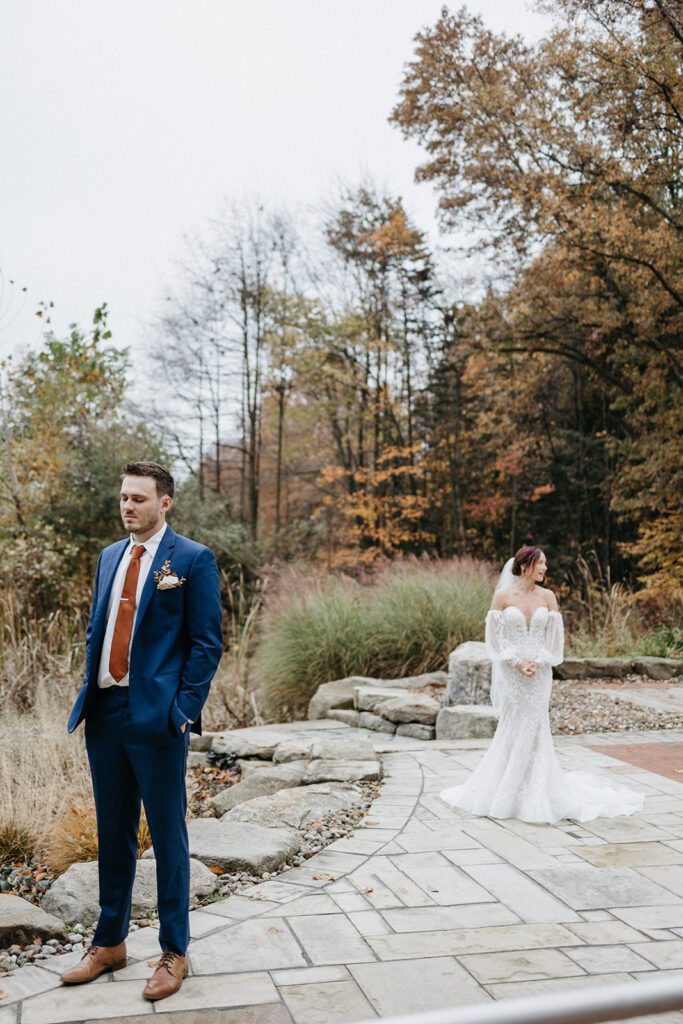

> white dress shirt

[{"left": 97, "top": 522, "right": 168, "bottom": 688}]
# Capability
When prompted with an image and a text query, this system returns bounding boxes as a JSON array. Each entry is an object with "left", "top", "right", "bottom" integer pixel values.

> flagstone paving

[{"left": 5, "top": 727, "right": 683, "bottom": 1023}]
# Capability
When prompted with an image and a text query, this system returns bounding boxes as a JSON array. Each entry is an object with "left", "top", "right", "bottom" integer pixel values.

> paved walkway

[{"left": 5, "top": 728, "right": 683, "bottom": 1024}]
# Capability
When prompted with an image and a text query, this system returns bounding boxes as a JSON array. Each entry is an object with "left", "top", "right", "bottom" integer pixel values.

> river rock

[
  {"left": 378, "top": 693, "right": 441, "bottom": 725},
  {"left": 42, "top": 858, "right": 218, "bottom": 926},
  {"left": 0, "top": 894, "right": 68, "bottom": 945},
  {"left": 210, "top": 763, "right": 306, "bottom": 813},
  {"left": 223, "top": 783, "right": 362, "bottom": 830},
  {"left": 272, "top": 735, "right": 376, "bottom": 763},
  {"left": 358, "top": 711, "right": 396, "bottom": 734},
  {"left": 302, "top": 759, "right": 381, "bottom": 783},
  {"left": 187, "top": 819, "right": 301, "bottom": 873},
  {"left": 436, "top": 705, "right": 499, "bottom": 740}
]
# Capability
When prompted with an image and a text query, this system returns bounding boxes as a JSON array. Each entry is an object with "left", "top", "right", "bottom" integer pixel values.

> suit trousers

[{"left": 85, "top": 685, "right": 191, "bottom": 955}]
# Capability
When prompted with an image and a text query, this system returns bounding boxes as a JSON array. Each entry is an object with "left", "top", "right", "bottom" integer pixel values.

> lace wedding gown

[{"left": 439, "top": 606, "right": 645, "bottom": 824}]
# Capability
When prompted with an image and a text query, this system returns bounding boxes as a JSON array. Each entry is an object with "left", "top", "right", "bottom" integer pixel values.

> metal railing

[{"left": 353, "top": 975, "right": 683, "bottom": 1024}]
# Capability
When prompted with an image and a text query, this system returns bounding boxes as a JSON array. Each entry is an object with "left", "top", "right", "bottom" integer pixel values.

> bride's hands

[{"left": 518, "top": 659, "right": 540, "bottom": 677}]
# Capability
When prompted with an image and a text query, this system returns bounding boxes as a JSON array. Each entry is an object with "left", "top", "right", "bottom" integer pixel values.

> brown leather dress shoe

[
  {"left": 61, "top": 942, "right": 127, "bottom": 984},
  {"left": 142, "top": 950, "right": 189, "bottom": 1001}
]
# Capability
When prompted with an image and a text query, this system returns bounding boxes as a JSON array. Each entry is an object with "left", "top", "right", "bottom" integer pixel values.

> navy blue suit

[{"left": 67, "top": 524, "right": 223, "bottom": 954}]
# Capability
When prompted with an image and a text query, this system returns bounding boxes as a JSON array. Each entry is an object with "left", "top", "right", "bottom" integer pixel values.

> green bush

[
  {"left": 636, "top": 625, "right": 683, "bottom": 659},
  {"left": 255, "top": 557, "right": 494, "bottom": 720}
]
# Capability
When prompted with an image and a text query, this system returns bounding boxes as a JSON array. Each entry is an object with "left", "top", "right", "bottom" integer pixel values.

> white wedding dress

[{"left": 439, "top": 605, "right": 645, "bottom": 824}]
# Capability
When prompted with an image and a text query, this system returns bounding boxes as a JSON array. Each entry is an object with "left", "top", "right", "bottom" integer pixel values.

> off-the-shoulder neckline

[{"left": 488, "top": 606, "right": 561, "bottom": 629}]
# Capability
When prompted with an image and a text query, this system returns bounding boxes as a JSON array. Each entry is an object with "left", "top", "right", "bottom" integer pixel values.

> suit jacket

[{"left": 67, "top": 524, "right": 223, "bottom": 744}]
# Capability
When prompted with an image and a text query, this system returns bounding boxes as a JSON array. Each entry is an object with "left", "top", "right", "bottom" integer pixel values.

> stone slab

[
  {"left": 380, "top": 903, "right": 519, "bottom": 932},
  {"left": 388, "top": 852, "right": 496, "bottom": 906},
  {"left": 459, "top": 947, "right": 584, "bottom": 984},
  {"left": 20, "top": 979, "right": 149, "bottom": 1023},
  {"left": 358, "top": 711, "right": 396, "bottom": 734},
  {"left": 190, "top": 918, "right": 307, "bottom": 974},
  {"left": 349, "top": 957, "right": 489, "bottom": 1015},
  {"left": 154, "top": 972, "right": 279, "bottom": 1013},
  {"left": 564, "top": 944, "right": 656, "bottom": 974},
  {"left": 280, "top": 979, "right": 375, "bottom": 1024},
  {"left": 529, "top": 864, "right": 683, "bottom": 910},
  {"left": 287, "top": 913, "right": 374, "bottom": 964},
  {"left": 367, "top": 922, "right": 579, "bottom": 959},
  {"left": 463, "top": 864, "right": 581, "bottom": 923},
  {"left": 436, "top": 705, "right": 498, "bottom": 740},
  {"left": 574, "top": 843, "right": 683, "bottom": 868},
  {"left": 224, "top": 783, "right": 361, "bottom": 830},
  {"left": 210, "top": 763, "right": 305, "bottom": 813},
  {"left": 188, "top": 819, "right": 301, "bottom": 873}
]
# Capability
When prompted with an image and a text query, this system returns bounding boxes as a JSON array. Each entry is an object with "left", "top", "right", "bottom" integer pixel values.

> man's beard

[{"left": 122, "top": 509, "right": 160, "bottom": 535}]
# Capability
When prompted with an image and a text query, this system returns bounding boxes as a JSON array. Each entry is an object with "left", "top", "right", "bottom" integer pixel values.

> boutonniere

[{"left": 154, "top": 560, "right": 186, "bottom": 590}]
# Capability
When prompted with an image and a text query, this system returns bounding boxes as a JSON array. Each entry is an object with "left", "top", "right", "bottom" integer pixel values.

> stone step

[{"left": 436, "top": 704, "right": 499, "bottom": 740}]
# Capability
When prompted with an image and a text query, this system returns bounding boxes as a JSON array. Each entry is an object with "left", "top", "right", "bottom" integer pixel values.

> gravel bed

[{"left": 550, "top": 678, "right": 683, "bottom": 734}]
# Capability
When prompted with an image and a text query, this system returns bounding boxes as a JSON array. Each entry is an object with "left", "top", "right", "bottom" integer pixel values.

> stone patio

[{"left": 5, "top": 724, "right": 683, "bottom": 1024}]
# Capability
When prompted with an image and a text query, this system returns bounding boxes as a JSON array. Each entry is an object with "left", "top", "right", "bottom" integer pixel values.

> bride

[{"left": 439, "top": 546, "right": 645, "bottom": 824}]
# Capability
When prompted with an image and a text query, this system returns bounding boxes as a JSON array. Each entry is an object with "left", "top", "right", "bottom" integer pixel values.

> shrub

[{"left": 254, "top": 556, "right": 494, "bottom": 720}]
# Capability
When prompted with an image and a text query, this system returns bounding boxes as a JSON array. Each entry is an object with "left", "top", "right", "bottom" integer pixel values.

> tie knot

[{"left": 131, "top": 545, "right": 146, "bottom": 560}]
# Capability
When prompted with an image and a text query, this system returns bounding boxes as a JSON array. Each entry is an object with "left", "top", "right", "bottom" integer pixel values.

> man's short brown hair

[{"left": 122, "top": 462, "right": 175, "bottom": 499}]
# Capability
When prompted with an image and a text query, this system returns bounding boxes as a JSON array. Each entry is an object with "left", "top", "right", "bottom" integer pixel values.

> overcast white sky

[{"left": 1, "top": 1, "right": 552, "bottom": 361}]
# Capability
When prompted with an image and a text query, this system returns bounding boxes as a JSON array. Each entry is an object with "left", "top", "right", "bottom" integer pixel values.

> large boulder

[
  {"left": 272, "top": 735, "right": 377, "bottom": 763},
  {"left": 187, "top": 819, "right": 301, "bottom": 874},
  {"left": 223, "top": 783, "right": 362, "bottom": 830},
  {"left": 210, "top": 763, "right": 306, "bottom": 814},
  {"left": 302, "top": 759, "right": 380, "bottom": 784},
  {"left": 436, "top": 705, "right": 499, "bottom": 740},
  {"left": 447, "top": 642, "right": 492, "bottom": 705},
  {"left": 42, "top": 858, "right": 218, "bottom": 926},
  {"left": 378, "top": 693, "right": 441, "bottom": 725},
  {"left": 0, "top": 893, "right": 68, "bottom": 945},
  {"left": 308, "top": 672, "right": 447, "bottom": 720}
]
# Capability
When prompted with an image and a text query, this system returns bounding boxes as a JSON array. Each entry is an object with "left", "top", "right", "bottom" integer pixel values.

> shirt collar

[{"left": 129, "top": 521, "right": 167, "bottom": 556}]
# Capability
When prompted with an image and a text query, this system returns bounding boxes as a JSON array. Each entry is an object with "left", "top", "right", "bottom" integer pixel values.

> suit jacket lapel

[
  {"left": 133, "top": 525, "right": 177, "bottom": 638},
  {"left": 95, "top": 539, "right": 129, "bottom": 623}
]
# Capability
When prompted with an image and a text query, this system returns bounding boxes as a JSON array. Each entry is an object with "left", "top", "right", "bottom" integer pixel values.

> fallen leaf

[
  {"left": 360, "top": 887, "right": 374, "bottom": 895},
  {"left": 364, "top": 820, "right": 379, "bottom": 826},
  {"left": 426, "top": 885, "right": 439, "bottom": 892},
  {"left": 312, "top": 874, "right": 337, "bottom": 881},
  {"left": 208, "top": 865, "right": 224, "bottom": 875},
  {"left": 267, "top": 927, "right": 281, "bottom": 934}
]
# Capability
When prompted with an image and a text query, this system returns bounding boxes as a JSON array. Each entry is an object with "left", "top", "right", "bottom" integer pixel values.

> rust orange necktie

[{"left": 109, "top": 544, "right": 146, "bottom": 682}]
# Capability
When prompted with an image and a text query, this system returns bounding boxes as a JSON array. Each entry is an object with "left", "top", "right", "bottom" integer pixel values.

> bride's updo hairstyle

[{"left": 512, "top": 546, "right": 543, "bottom": 577}]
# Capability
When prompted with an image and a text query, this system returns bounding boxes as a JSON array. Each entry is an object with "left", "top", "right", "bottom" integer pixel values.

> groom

[{"left": 63, "top": 461, "right": 223, "bottom": 1001}]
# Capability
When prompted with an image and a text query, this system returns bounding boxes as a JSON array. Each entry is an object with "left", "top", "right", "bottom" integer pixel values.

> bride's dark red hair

[{"left": 512, "top": 546, "right": 543, "bottom": 576}]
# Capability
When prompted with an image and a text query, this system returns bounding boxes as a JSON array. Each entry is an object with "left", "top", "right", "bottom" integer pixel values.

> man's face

[{"left": 120, "top": 475, "right": 171, "bottom": 537}]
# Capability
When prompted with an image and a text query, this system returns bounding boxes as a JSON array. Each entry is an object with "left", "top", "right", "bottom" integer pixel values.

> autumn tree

[{"left": 392, "top": 0, "right": 683, "bottom": 592}]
